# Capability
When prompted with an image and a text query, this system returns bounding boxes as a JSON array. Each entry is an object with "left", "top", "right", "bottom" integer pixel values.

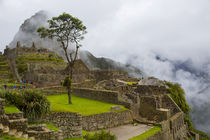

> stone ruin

[
  {"left": 0, "top": 98, "right": 63, "bottom": 139},
  {"left": 0, "top": 42, "right": 199, "bottom": 140}
]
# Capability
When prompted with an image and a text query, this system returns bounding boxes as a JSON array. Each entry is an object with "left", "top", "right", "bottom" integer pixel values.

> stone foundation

[
  {"left": 82, "top": 110, "right": 133, "bottom": 131},
  {"left": 42, "top": 112, "right": 82, "bottom": 138},
  {"left": 72, "top": 88, "right": 119, "bottom": 104}
]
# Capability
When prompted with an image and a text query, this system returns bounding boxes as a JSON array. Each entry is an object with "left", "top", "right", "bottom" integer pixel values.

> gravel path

[{"left": 106, "top": 124, "right": 152, "bottom": 140}]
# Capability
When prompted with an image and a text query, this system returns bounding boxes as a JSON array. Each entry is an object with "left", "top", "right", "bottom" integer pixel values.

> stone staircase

[{"left": 0, "top": 98, "right": 62, "bottom": 140}]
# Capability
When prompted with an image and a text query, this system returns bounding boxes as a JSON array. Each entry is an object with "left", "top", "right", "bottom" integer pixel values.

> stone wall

[
  {"left": 144, "top": 112, "right": 188, "bottom": 140},
  {"left": 135, "top": 85, "right": 169, "bottom": 96},
  {"left": 82, "top": 110, "right": 133, "bottom": 131},
  {"left": 27, "top": 124, "right": 63, "bottom": 140},
  {"left": 169, "top": 112, "right": 187, "bottom": 140},
  {"left": 139, "top": 96, "right": 170, "bottom": 123},
  {"left": 90, "top": 70, "right": 128, "bottom": 82},
  {"left": 161, "top": 95, "right": 181, "bottom": 116},
  {"left": 0, "top": 98, "right": 5, "bottom": 115},
  {"left": 72, "top": 88, "right": 119, "bottom": 104},
  {"left": 42, "top": 112, "right": 82, "bottom": 139}
]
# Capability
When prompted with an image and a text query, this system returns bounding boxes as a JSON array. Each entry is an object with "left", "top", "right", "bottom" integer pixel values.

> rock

[{"left": 110, "top": 106, "right": 122, "bottom": 111}]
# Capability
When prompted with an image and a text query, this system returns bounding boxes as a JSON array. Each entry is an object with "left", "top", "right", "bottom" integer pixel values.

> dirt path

[{"left": 106, "top": 124, "right": 152, "bottom": 140}]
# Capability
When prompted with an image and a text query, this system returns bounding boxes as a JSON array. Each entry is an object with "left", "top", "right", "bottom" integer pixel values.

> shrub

[
  {"left": 83, "top": 130, "right": 116, "bottom": 140},
  {"left": 0, "top": 89, "right": 50, "bottom": 122},
  {"left": 165, "top": 82, "right": 190, "bottom": 116},
  {"left": 18, "top": 89, "right": 50, "bottom": 121},
  {"left": 63, "top": 77, "right": 72, "bottom": 88}
]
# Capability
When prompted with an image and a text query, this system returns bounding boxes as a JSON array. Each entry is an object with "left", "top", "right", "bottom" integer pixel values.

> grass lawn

[
  {"left": 5, "top": 105, "right": 20, "bottom": 113},
  {"left": 129, "top": 125, "right": 162, "bottom": 140},
  {"left": 47, "top": 94, "right": 127, "bottom": 116}
]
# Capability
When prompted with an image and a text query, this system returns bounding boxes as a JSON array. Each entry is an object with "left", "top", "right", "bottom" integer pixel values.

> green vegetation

[
  {"left": 0, "top": 134, "right": 28, "bottom": 140},
  {"left": 29, "top": 122, "right": 59, "bottom": 132},
  {"left": 83, "top": 130, "right": 116, "bottom": 140},
  {"left": 129, "top": 125, "right": 162, "bottom": 140},
  {"left": 64, "top": 138, "right": 83, "bottom": 140},
  {"left": 4, "top": 105, "right": 20, "bottom": 113},
  {"left": 16, "top": 56, "right": 64, "bottom": 63},
  {"left": 126, "top": 82, "right": 137, "bottom": 86},
  {"left": 0, "top": 71, "right": 9, "bottom": 73},
  {"left": 37, "top": 12, "right": 87, "bottom": 104},
  {"left": 0, "top": 64, "right": 9, "bottom": 67},
  {"left": 193, "top": 129, "right": 210, "bottom": 140},
  {"left": 165, "top": 82, "right": 190, "bottom": 116},
  {"left": 0, "top": 83, "right": 29, "bottom": 86},
  {"left": 0, "top": 61, "right": 7, "bottom": 65},
  {"left": 165, "top": 81, "right": 210, "bottom": 140},
  {"left": 16, "top": 62, "right": 27, "bottom": 75},
  {"left": 47, "top": 94, "right": 127, "bottom": 116},
  {"left": 0, "top": 89, "right": 50, "bottom": 122}
]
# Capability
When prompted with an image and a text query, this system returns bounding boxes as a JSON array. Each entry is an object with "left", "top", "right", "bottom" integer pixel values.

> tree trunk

[
  {"left": 67, "top": 67, "right": 73, "bottom": 104},
  {"left": 67, "top": 85, "right": 72, "bottom": 104}
]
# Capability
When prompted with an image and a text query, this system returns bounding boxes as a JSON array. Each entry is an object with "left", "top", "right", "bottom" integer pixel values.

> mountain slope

[{"left": 8, "top": 11, "right": 144, "bottom": 78}]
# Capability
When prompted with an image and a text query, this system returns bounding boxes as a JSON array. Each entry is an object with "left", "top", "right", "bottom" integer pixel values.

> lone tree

[{"left": 37, "top": 13, "right": 87, "bottom": 104}]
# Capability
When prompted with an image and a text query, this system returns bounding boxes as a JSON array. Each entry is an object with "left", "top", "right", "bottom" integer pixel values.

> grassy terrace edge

[
  {"left": 129, "top": 125, "right": 162, "bottom": 140},
  {"left": 4, "top": 105, "right": 20, "bottom": 113},
  {"left": 47, "top": 94, "right": 128, "bottom": 116}
]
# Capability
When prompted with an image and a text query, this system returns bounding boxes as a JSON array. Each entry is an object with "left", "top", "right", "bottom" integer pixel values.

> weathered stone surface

[
  {"left": 42, "top": 112, "right": 82, "bottom": 139},
  {"left": 110, "top": 105, "right": 122, "bottom": 111},
  {"left": 82, "top": 110, "right": 133, "bottom": 131}
]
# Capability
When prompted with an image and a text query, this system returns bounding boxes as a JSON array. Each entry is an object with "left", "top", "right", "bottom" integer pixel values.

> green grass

[
  {"left": 0, "top": 64, "right": 8, "bottom": 67},
  {"left": 47, "top": 94, "right": 127, "bottom": 116},
  {"left": 64, "top": 138, "right": 83, "bottom": 140},
  {"left": 0, "top": 134, "right": 28, "bottom": 140},
  {"left": 0, "top": 83, "right": 30, "bottom": 86},
  {"left": 29, "top": 122, "right": 59, "bottom": 132},
  {"left": 0, "top": 61, "right": 7, "bottom": 65},
  {"left": 129, "top": 126, "right": 162, "bottom": 140},
  {"left": 0, "top": 71, "right": 9, "bottom": 73},
  {"left": 16, "top": 56, "right": 64, "bottom": 63},
  {"left": 5, "top": 105, "right": 20, "bottom": 113},
  {"left": 126, "top": 82, "right": 137, "bottom": 86}
]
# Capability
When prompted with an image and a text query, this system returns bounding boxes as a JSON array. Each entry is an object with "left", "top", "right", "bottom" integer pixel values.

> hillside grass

[
  {"left": 16, "top": 56, "right": 64, "bottom": 63},
  {"left": 129, "top": 125, "right": 162, "bottom": 140},
  {"left": 0, "top": 71, "right": 9, "bottom": 73},
  {"left": 47, "top": 94, "right": 127, "bottom": 116},
  {"left": 4, "top": 105, "right": 20, "bottom": 113}
]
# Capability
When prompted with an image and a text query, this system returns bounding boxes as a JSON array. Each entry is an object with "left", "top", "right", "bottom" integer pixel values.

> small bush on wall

[
  {"left": 83, "top": 130, "right": 116, "bottom": 140},
  {"left": 0, "top": 89, "right": 50, "bottom": 122}
]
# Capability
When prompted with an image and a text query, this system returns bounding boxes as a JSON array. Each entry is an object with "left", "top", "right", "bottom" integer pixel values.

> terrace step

[
  {"left": 15, "top": 131, "right": 23, "bottom": 137},
  {"left": 0, "top": 123, "right": 3, "bottom": 130},
  {"left": 8, "top": 118, "right": 28, "bottom": 132},
  {"left": 0, "top": 65, "right": 9, "bottom": 71},
  {"left": 21, "top": 133, "right": 28, "bottom": 139},
  {"left": 8, "top": 129, "right": 17, "bottom": 136},
  {"left": 29, "top": 137, "right": 35, "bottom": 140},
  {"left": 3, "top": 126, "right": 9, "bottom": 134},
  {"left": 6, "top": 112, "right": 24, "bottom": 120}
]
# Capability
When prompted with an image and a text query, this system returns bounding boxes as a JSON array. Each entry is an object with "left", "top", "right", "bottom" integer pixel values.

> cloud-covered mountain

[{"left": 9, "top": 11, "right": 144, "bottom": 78}]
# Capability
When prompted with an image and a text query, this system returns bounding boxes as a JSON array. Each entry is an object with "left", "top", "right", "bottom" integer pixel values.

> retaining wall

[
  {"left": 82, "top": 110, "right": 133, "bottom": 131},
  {"left": 42, "top": 112, "right": 82, "bottom": 138},
  {"left": 72, "top": 88, "right": 119, "bottom": 104}
]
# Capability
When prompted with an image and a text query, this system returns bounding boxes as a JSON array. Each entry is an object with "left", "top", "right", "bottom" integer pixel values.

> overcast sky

[
  {"left": 0, "top": 0, "right": 210, "bottom": 61},
  {"left": 1, "top": 0, "right": 210, "bottom": 132}
]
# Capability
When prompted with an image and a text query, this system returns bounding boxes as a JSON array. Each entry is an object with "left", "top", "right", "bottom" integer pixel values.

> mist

[{"left": 1, "top": 0, "right": 210, "bottom": 134}]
